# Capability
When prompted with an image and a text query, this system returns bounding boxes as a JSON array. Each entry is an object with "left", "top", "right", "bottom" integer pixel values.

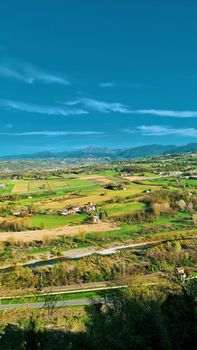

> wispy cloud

[
  {"left": 99, "top": 82, "right": 116, "bottom": 88},
  {"left": 0, "top": 99, "right": 88, "bottom": 116},
  {"left": 131, "top": 109, "right": 197, "bottom": 118},
  {"left": 137, "top": 125, "right": 197, "bottom": 137},
  {"left": 65, "top": 98, "right": 131, "bottom": 114},
  {"left": 98, "top": 82, "right": 153, "bottom": 89},
  {"left": 0, "top": 56, "right": 70, "bottom": 85},
  {"left": 64, "top": 98, "right": 197, "bottom": 118},
  {"left": 0, "top": 131, "right": 103, "bottom": 137}
]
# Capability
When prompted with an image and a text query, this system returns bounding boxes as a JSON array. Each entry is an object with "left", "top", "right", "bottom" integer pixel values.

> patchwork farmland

[{"left": 0, "top": 154, "right": 196, "bottom": 345}]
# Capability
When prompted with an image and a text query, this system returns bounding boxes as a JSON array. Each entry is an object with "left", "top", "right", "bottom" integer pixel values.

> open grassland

[
  {"left": 142, "top": 177, "right": 197, "bottom": 189},
  {"left": 30, "top": 213, "right": 87, "bottom": 229},
  {"left": 0, "top": 183, "right": 14, "bottom": 194},
  {"left": 102, "top": 201, "right": 145, "bottom": 217}
]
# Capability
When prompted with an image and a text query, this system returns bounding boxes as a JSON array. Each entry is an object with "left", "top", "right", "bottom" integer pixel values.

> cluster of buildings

[
  {"left": 58, "top": 206, "right": 81, "bottom": 216},
  {"left": 58, "top": 202, "right": 96, "bottom": 216},
  {"left": 58, "top": 203, "right": 100, "bottom": 223}
]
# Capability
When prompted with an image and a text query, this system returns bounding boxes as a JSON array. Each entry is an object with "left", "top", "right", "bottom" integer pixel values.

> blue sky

[{"left": 0, "top": 0, "right": 197, "bottom": 155}]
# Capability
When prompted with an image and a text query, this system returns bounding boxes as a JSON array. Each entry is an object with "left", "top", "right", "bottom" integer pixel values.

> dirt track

[{"left": 0, "top": 222, "right": 119, "bottom": 242}]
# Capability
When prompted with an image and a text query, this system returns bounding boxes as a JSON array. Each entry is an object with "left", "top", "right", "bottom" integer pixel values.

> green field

[
  {"left": 102, "top": 201, "right": 145, "bottom": 217},
  {"left": 0, "top": 183, "right": 14, "bottom": 194},
  {"left": 11, "top": 178, "right": 98, "bottom": 193},
  {"left": 31, "top": 214, "right": 87, "bottom": 229},
  {"left": 0, "top": 290, "right": 105, "bottom": 305},
  {"left": 142, "top": 177, "right": 197, "bottom": 189}
]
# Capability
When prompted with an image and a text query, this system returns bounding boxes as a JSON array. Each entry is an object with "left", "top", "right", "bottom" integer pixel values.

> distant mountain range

[{"left": 1, "top": 143, "right": 197, "bottom": 161}]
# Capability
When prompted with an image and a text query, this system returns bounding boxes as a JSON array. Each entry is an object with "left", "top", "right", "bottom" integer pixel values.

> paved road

[
  {"left": 0, "top": 283, "right": 159, "bottom": 310},
  {"left": 0, "top": 298, "right": 105, "bottom": 310}
]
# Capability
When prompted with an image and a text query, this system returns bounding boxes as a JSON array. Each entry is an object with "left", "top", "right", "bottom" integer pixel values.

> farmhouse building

[
  {"left": 85, "top": 203, "right": 96, "bottom": 213},
  {"left": 0, "top": 184, "right": 6, "bottom": 189},
  {"left": 93, "top": 215, "right": 100, "bottom": 223},
  {"left": 58, "top": 206, "right": 81, "bottom": 216}
]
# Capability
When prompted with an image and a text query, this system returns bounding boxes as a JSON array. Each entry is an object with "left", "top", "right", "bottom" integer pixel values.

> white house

[
  {"left": 85, "top": 203, "right": 96, "bottom": 213},
  {"left": 0, "top": 184, "right": 6, "bottom": 189},
  {"left": 93, "top": 215, "right": 100, "bottom": 223},
  {"left": 58, "top": 209, "right": 69, "bottom": 216}
]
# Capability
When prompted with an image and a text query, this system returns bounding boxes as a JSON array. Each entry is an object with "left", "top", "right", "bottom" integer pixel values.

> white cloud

[
  {"left": 0, "top": 57, "right": 70, "bottom": 85},
  {"left": 0, "top": 99, "right": 88, "bottom": 116},
  {"left": 0, "top": 131, "right": 103, "bottom": 137},
  {"left": 5, "top": 123, "right": 13, "bottom": 128},
  {"left": 64, "top": 98, "right": 197, "bottom": 118},
  {"left": 131, "top": 109, "right": 197, "bottom": 118},
  {"left": 99, "top": 82, "right": 116, "bottom": 88},
  {"left": 98, "top": 82, "right": 152, "bottom": 89},
  {"left": 65, "top": 98, "right": 131, "bottom": 114},
  {"left": 137, "top": 125, "right": 197, "bottom": 137}
]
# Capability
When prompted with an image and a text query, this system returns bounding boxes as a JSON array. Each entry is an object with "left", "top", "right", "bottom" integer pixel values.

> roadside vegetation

[{"left": 0, "top": 277, "right": 196, "bottom": 350}]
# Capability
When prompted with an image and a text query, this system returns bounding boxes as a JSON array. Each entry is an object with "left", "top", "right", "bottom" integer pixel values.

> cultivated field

[
  {"left": 0, "top": 154, "right": 196, "bottom": 274},
  {"left": 0, "top": 222, "right": 119, "bottom": 242}
]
